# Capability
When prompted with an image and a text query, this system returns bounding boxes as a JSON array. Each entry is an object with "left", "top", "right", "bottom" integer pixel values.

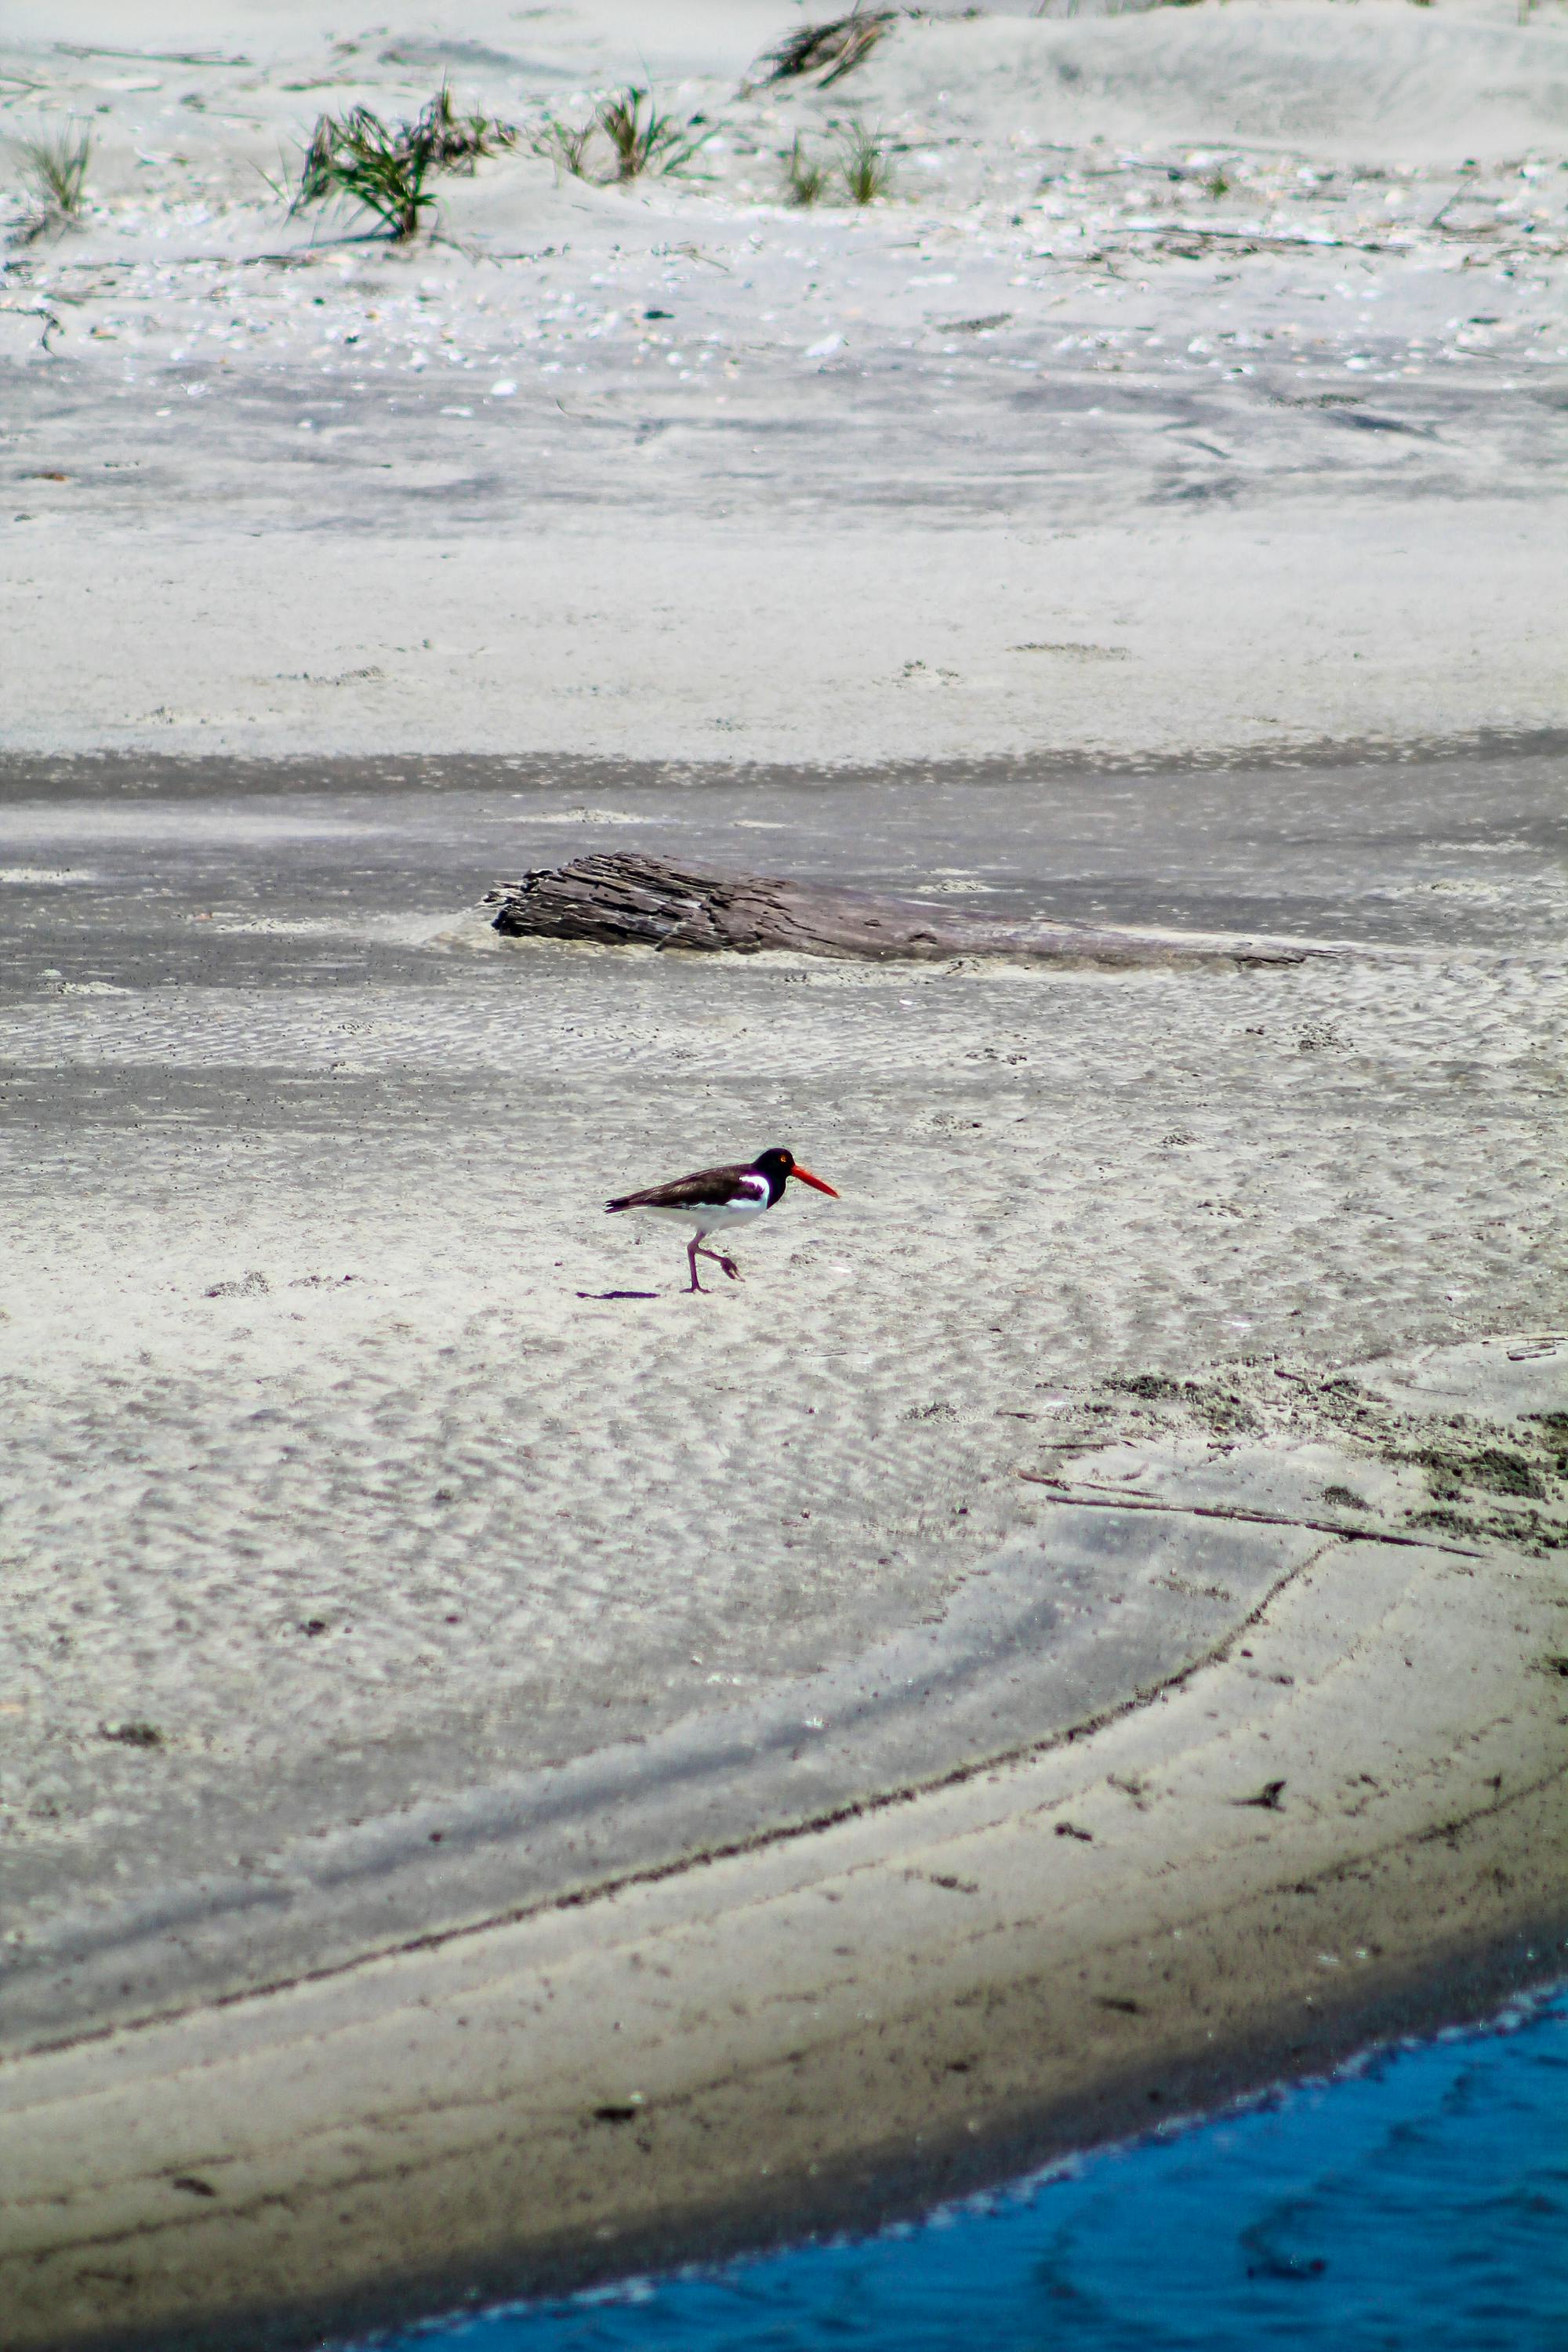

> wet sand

[
  {"left": 2, "top": 1461, "right": 1565, "bottom": 2351},
  {"left": 1, "top": 744, "right": 1563, "bottom": 1986},
  {"left": 0, "top": 748, "right": 1565, "bottom": 2344}
]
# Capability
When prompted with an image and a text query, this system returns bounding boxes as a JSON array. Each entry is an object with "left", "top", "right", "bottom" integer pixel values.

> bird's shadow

[{"left": 576, "top": 1289, "right": 662, "bottom": 1301}]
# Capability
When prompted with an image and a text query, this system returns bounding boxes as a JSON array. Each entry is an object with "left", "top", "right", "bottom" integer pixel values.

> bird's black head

[
  {"left": 750, "top": 1146, "right": 838, "bottom": 1205},
  {"left": 750, "top": 1147, "right": 796, "bottom": 1203}
]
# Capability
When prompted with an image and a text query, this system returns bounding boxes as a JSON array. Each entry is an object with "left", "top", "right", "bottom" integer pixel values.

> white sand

[
  {"left": 3, "top": 0, "right": 1566, "bottom": 762},
  {"left": 1, "top": 766, "right": 1563, "bottom": 1954}
]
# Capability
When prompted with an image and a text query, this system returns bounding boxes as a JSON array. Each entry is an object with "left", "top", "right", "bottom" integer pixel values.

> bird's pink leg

[
  {"left": 695, "top": 1243, "right": 742, "bottom": 1282},
  {"left": 686, "top": 1234, "right": 707, "bottom": 1293}
]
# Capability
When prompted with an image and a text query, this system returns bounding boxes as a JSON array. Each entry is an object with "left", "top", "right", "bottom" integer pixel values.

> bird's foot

[{"left": 717, "top": 1255, "right": 742, "bottom": 1281}]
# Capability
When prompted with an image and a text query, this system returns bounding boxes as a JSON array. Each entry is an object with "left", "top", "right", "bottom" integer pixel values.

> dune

[{"left": 856, "top": 3, "right": 1568, "bottom": 165}]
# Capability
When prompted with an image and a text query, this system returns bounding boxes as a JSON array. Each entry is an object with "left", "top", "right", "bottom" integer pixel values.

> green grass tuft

[
  {"left": 837, "top": 121, "right": 895, "bottom": 205},
  {"left": 18, "top": 122, "right": 91, "bottom": 221},
  {"left": 533, "top": 117, "right": 597, "bottom": 180},
  {"left": 782, "top": 134, "right": 830, "bottom": 207},
  {"left": 594, "top": 87, "right": 710, "bottom": 183},
  {"left": 294, "top": 83, "right": 517, "bottom": 242},
  {"left": 534, "top": 87, "right": 710, "bottom": 186}
]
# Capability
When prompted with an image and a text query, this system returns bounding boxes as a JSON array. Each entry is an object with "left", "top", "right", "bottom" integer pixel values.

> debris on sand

[
  {"left": 749, "top": 12, "right": 896, "bottom": 93},
  {"left": 485, "top": 851, "right": 1315, "bottom": 969}
]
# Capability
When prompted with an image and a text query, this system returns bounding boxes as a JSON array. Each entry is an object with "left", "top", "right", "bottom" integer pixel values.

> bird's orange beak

[{"left": 790, "top": 1167, "right": 838, "bottom": 1197}]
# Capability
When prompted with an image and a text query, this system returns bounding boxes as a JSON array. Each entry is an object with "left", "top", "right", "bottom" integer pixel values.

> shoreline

[
  {"left": 5, "top": 724, "right": 1568, "bottom": 787},
  {"left": 3, "top": 1509, "right": 1565, "bottom": 2351}
]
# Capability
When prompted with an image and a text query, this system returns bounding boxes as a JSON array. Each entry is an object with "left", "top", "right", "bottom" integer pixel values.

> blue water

[{"left": 382, "top": 1989, "right": 1567, "bottom": 2352}]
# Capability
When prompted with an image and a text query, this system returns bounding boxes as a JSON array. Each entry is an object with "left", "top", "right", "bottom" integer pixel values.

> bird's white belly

[{"left": 644, "top": 1196, "right": 769, "bottom": 1234}]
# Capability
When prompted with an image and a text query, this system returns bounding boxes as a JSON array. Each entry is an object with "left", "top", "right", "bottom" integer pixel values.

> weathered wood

[{"left": 484, "top": 852, "right": 1314, "bottom": 968}]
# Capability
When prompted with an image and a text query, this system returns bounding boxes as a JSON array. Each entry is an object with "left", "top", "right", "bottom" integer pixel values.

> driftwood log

[{"left": 485, "top": 852, "right": 1313, "bottom": 969}]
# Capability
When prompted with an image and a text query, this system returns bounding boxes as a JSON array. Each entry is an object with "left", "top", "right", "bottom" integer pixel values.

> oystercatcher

[{"left": 605, "top": 1145, "right": 838, "bottom": 1293}]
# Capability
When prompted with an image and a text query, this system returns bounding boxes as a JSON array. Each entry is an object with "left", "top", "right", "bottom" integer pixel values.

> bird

[{"left": 605, "top": 1145, "right": 838, "bottom": 1293}]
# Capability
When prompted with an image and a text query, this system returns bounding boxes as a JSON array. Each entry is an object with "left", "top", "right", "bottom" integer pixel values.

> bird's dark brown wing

[{"left": 606, "top": 1162, "right": 754, "bottom": 1214}]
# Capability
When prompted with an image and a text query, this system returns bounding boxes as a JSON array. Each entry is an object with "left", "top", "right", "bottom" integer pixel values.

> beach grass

[
  {"left": 534, "top": 88, "right": 710, "bottom": 186},
  {"left": 294, "top": 84, "right": 516, "bottom": 241},
  {"left": 17, "top": 122, "right": 91, "bottom": 221},
  {"left": 838, "top": 122, "right": 895, "bottom": 205},
  {"left": 782, "top": 134, "right": 831, "bottom": 207},
  {"left": 595, "top": 89, "right": 710, "bottom": 183},
  {"left": 533, "top": 117, "right": 597, "bottom": 181}
]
